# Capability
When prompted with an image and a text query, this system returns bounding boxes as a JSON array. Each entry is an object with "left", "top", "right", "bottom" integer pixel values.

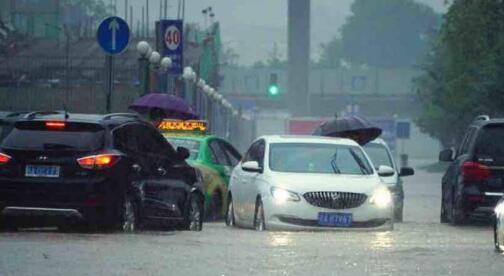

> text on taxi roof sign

[{"left": 157, "top": 119, "right": 207, "bottom": 133}]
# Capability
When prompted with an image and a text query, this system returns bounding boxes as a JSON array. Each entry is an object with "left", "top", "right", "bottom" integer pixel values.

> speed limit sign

[
  {"left": 160, "top": 20, "right": 183, "bottom": 74},
  {"left": 164, "top": 25, "right": 181, "bottom": 50}
]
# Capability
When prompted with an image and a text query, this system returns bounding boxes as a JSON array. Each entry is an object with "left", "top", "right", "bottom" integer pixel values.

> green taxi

[{"left": 158, "top": 120, "right": 242, "bottom": 220}]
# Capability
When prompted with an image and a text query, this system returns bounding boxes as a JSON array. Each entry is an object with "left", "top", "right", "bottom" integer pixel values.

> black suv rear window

[
  {"left": 1, "top": 121, "right": 105, "bottom": 151},
  {"left": 474, "top": 124, "right": 504, "bottom": 165}
]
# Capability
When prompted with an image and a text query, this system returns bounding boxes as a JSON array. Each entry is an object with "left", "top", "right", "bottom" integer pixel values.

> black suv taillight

[
  {"left": 0, "top": 152, "right": 11, "bottom": 165},
  {"left": 462, "top": 161, "right": 491, "bottom": 183},
  {"left": 77, "top": 153, "right": 121, "bottom": 170}
]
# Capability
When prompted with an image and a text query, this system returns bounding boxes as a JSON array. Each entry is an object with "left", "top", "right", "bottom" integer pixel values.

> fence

[
  {"left": 0, "top": 55, "right": 142, "bottom": 113},
  {"left": 0, "top": 55, "right": 256, "bottom": 150}
]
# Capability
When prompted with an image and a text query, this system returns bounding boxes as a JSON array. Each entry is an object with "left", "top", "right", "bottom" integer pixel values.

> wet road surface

[{"left": 1, "top": 167, "right": 503, "bottom": 276}]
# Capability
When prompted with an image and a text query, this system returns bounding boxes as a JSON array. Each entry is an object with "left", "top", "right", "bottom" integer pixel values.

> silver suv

[{"left": 364, "top": 138, "right": 414, "bottom": 222}]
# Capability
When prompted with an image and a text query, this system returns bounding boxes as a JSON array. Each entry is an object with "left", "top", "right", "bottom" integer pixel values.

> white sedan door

[{"left": 233, "top": 139, "right": 265, "bottom": 226}]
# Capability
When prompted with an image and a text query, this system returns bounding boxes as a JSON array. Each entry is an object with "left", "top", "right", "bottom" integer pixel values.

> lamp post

[
  {"left": 148, "top": 50, "right": 161, "bottom": 92},
  {"left": 182, "top": 66, "right": 197, "bottom": 108},
  {"left": 159, "top": 56, "right": 173, "bottom": 93},
  {"left": 136, "top": 41, "right": 152, "bottom": 96},
  {"left": 202, "top": 84, "right": 213, "bottom": 126}
]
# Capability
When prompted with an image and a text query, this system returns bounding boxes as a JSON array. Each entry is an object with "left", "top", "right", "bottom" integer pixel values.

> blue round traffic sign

[{"left": 97, "top": 16, "right": 130, "bottom": 55}]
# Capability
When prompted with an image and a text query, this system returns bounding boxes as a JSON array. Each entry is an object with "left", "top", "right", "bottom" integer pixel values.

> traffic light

[{"left": 267, "top": 73, "right": 280, "bottom": 97}]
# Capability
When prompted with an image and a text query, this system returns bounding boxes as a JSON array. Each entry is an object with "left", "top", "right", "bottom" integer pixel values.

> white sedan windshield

[{"left": 269, "top": 143, "right": 373, "bottom": 175}]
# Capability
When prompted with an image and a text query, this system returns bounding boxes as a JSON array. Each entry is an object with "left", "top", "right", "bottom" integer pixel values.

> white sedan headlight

[
  {"left": 369, "top": 187, "right": 393, "bottom": 208},
  {"left": 495, "top": 202, "right": 504, "bottom": 215},
  {"left": 270, "top": 187, "right": 300, "bottom": 203}
]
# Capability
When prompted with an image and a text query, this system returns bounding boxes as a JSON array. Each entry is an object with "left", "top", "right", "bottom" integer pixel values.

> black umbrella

[{"left": 312, "top": 115, "right": 382, "bottom": 145}]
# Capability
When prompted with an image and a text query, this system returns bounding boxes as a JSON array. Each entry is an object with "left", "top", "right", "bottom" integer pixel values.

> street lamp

[
  {"left": 183, "top": 67, "right": 195, "bottom": 80},
  {"left": 223, "top": 100, "right": 232, "bottom": 110},
  {"left": 149, "top": 51, "right": 161, "bottom": 65},
  {"left": 203, "top": 84, "right": 211, "bottom": 94},
  {"left": 207, "top": 88, "right": 216, "bottom": 99},
  {"left": 197, "top": 79, "right": 206, "bottom": 89},
  {"left": 160, "top": 57, "right": 172, "bottom": 71},
  {"left": 137, "top": 41, "right": 153, "bottom": 96},
  {"left": 189, "top": 71, "right": 197, "bottom": 82},
  {"left": 137, "top": 41, "right": 151, "bottom": 56}
]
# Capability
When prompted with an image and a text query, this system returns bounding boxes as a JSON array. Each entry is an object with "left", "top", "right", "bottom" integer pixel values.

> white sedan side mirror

[
  {"left": 377, "top": 165, "right": 395, "bottom": 177},
  {"left": 241, "top": 161, "right": 262, "bottom": 173}
]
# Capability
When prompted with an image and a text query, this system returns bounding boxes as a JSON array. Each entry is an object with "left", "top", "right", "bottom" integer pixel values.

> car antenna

[{"left": 63, "top": 105, "right": 69, "bottom": 120}]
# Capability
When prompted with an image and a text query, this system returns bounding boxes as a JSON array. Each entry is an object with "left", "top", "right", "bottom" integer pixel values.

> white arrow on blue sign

[{"left": 97, "top": 16, "right": 130, "bottom": 55}]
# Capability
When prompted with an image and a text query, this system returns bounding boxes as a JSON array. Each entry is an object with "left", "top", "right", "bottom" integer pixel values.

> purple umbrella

[{"left": 129, "top": 93, "right": 198, "bottom": 120}]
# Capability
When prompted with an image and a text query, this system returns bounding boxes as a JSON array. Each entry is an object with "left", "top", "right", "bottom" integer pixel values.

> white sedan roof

[{"left": 258, "top": 135, "right": 360, "bottom": 146}]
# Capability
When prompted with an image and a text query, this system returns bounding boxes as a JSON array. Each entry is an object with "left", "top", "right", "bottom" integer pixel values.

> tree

[
  {"left": 60, "top": 0, "right": 113, "bottom": 39},
  {"left": 221, "top": 44, "right": 240, "bottom": 67},
  {"left": 266, "top": 43, "right": 286, "bottom": 68},
  {"left": 339, "top": 0, "right": 440, "bottom": 68},
  {"left": 318, "top": 37, "right": 343, "bottom": 68},
  {"left": 416, "top": 0, "right": 504, "bottom": 147}
]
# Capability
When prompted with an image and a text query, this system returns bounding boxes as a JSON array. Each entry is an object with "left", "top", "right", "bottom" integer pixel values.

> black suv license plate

[{"left": 25, "top": 165, "right": 60, "bottom": 178}]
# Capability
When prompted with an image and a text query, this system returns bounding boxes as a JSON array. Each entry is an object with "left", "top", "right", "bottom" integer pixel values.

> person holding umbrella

[{"left": 312, "top": 115, "right": 382, "bottom": 145}]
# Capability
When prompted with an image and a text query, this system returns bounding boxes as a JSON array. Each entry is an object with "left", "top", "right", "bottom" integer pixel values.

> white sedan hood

[{"left": 266, "top": 172, "right": 383, "bottom": 195}]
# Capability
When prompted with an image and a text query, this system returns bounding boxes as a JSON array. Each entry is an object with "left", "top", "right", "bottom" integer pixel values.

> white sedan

[
  {"left": 494, "top": 197, "right": 504, "bottom": 252},
  {"left": 225, "top": 135, "right": 395, "bottom": 231}
]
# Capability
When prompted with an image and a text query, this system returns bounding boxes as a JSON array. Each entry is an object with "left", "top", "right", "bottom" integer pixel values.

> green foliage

[
  {"left": 318, "top": 37, "right": 343, "bottom": 68},
  {"left": 62, "top": 0, "right": 113, "bottom": 19},
  {"left": 266, "top": 43, "right": 286, "bottom": 68},
  {"left": 416, "top": 0, "right": 504, "bottom": 147},
  {"left": 338, "top": 0, "right": 440, "bottom": 68}
]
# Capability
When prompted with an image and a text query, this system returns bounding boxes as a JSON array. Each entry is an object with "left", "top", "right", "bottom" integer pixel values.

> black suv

[
  {"left": 0, "top": 111, "right": 29, "bottom": 142},
  {"left": 440, "top": 115, "right": 504, "bottom": 225},
  {"left": 0, "top": 111, "right": 204, "bottom": 232}
]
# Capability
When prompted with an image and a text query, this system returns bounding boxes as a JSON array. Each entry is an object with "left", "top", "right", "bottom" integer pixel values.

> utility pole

[
  {"left": 177, "top": 0, "right": 181, "bottom": 19},
  {"left": 182, "top": 0, "right": 185, "bottom": 20},
  {"left": 130, "top": 6, "right": 133, "bottom": 30},
  {"left": 142, "top": 6, "right": 145, "bottom": 37},
  {"left": 164, "top": 0, "right": 168, "bottom": 18},
  {"left": 288, "top": 0, "right": 310, "bottom": 116},
  {"left": 124, "top": 0, "right": 128, "bottom": 21},
  {"left": 159, "top": 0, "right": 162, "bottom": 20},
  {"left": 146, "top": 0, "right": 150, "bottom": 36},
  {"left": 63, "top": 24, "right": 71, "bottom": 103}
]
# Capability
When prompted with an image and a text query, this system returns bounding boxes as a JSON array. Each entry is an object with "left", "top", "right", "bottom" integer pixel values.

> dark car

[
  {"left": 439, "top": 115, "right": 504, "bottom": 225},
  {"left": 0, "top": 111, "right": 204, "bottom": 232}
]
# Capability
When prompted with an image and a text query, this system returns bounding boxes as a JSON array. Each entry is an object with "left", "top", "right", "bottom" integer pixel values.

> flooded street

[{"left": 1, "top": 167, "right": 502, "bottom": 276}]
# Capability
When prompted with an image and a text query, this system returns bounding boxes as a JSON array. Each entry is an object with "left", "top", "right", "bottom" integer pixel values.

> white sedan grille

[{"left": 303, "top": 192, "right": 367, "bottom": 209}]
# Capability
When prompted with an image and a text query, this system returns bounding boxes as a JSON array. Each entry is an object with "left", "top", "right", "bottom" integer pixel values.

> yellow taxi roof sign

[{"left": 157, "top": 119, "right": 207, "bottom": 133}]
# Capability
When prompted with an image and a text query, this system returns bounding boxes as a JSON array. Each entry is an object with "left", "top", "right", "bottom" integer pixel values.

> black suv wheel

[
  {"left": 119, "top": 194, "right": 137, "bottom": 233},
  {"left": 183, "top": 193, "right": 203, "bottom": 231},
  {"left": 449, "top": 192, "right": 467, "bottom": 225}
]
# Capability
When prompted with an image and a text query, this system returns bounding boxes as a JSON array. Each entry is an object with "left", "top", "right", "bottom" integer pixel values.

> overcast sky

[{"left": 121, "top": 0, "right": 448, "bottom": 65}]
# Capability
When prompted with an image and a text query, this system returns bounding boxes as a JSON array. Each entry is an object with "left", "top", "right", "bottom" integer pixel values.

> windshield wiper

[
  {"left": 349, "top": 149, "right": 370, "bottom": 175},
  {"left": 330, "top": 152, "right": 341, "bottom": 174},
  {"left": 42, "top": 143, "right": 76, "bottom": 150}
]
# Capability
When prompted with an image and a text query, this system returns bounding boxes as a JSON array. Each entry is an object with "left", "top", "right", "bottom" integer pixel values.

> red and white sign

[
  {"left": 288, "top": 118, "right": 329, "bottom": 135},
  {"left": 164, "top": 25, "right": 181, "bottom": 51}
]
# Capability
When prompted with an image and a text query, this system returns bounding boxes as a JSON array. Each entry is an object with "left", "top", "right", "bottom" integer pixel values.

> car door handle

[{"left": 157, "top": 167, "right": 167, "bottom": 176}]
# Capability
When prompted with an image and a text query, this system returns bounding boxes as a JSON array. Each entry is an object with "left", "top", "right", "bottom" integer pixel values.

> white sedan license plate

[
  {"left": 25, "top": 165, "right": 60, "bottom": 178},
  {"left": 318, "top": 212, "right": 353, "bottom": 227}
]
